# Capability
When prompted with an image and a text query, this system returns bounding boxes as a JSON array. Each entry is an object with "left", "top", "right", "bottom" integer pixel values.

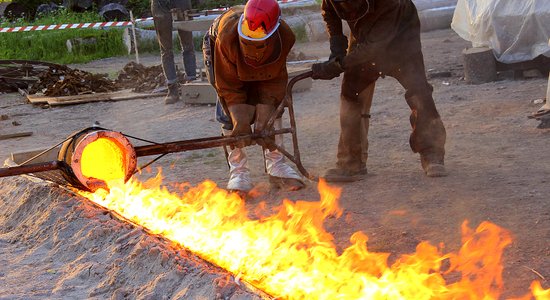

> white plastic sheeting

[{"left": 451, "top": 0, "right": 550, "bottom": 63}]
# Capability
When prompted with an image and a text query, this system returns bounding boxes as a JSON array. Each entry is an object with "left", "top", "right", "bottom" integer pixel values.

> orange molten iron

[{"left": 58, "top": 128, "right": 137, "bottom": 191}]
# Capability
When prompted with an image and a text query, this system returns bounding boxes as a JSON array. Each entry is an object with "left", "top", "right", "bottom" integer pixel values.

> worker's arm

[{"left": 321, "top": 0, "right": 344, "bottom": 37}]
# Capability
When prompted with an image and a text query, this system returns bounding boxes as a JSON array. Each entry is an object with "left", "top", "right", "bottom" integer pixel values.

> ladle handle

[{"left": 0, "top": 161, "right": 61, "bottom": 178}]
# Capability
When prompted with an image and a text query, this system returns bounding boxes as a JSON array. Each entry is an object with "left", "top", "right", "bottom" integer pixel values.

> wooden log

[
  {"left": 462, "top": 47, "right": 497, "bottom": 84},
  {"left": 0, "top": 131, "right": 33, "bottom": 141}
]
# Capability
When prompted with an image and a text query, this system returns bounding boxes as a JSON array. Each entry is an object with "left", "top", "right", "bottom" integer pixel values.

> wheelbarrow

[{"left": 0, "top": 71, "right": 316, "bottom": 192}]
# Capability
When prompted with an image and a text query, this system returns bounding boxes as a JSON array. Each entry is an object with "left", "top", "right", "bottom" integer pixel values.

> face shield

[
  {"left": 238, "top": 14, "right": 280, "bottom": 67},
  {"left": 329, "top": 0, "right": 370, "bottom": 22}
]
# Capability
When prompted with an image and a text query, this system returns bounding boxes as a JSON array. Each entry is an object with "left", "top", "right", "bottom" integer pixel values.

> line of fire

[{"left": 1, "top": 0, "right": 549, "bottom": 299}]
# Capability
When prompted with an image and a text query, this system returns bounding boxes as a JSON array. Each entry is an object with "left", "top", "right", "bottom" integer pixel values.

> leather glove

[
  {"left": 329, "top": 35, "right": 348, "bottom": 62},
  {"left": 228, "top": 104, "right": 256, "bottom": 149},
  {"left": 311, "top": 58, "right": 344, "bottom": 80},
  {"left": 253, "top": 103, "right": 276, "bottom": 150}
]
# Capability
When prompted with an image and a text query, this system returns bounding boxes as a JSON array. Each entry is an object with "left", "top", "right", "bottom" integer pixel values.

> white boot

[
  {"left": 223, "top": 129, "right": 253, "bottom": 192},
  {"left": 264, "top": 119, "right": 305, "bottom": 190}
]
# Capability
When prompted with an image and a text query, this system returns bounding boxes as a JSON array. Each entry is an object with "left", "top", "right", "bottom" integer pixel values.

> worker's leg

[
  {"left": 392, "top": 52, "right": 447, "bottom": 177},
  {"left": 152, "top": 0, "right": 180, "bottom": 104}
]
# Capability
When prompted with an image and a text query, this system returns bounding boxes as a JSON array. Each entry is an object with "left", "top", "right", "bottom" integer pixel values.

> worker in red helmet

[
  {"left": 202, "top": 0, "right": 304, "bottom": 194},
  {"left": 311, "top": 0, "right": 448, "bottom": 181}
]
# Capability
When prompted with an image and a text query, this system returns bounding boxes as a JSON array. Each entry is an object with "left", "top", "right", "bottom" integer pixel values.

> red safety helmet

[{"left": 238, "top": 0, "right": 281, "bottom": 41}]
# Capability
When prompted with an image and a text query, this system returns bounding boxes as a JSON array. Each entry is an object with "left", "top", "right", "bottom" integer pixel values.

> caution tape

[
  {"left": 0, "top": 17, "right": 154, "bottom": 33},
  {"left": 0, "top": 0, "right": 312, "bottom": 33}
]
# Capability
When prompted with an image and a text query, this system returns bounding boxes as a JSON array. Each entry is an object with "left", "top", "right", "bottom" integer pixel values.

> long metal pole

[
  {"left": 0, "top": 161, "right": 61, "bottom": 178},
  {"left": 134, "top": 129, "right": 292, "bottom": 157}
]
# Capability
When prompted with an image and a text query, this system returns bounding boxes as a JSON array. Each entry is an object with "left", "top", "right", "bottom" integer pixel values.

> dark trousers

[
  {"left": 338, "top": 50, "right": 446, "bottom": 170},
  {"left": 151, "top": 0, "right": 197, "bottom": 84}
]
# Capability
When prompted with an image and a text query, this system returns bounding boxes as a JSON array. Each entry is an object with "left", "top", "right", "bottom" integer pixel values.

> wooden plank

[
  {"left": 26, "top": 89, "right": 161, "bottom": 106},
  {"left": 27, "top": 94, "right": 50, "bottom": 104},
  {"left": 10, "top": 147, "right": 60, "bottom": 165},
  {"left": 27, "top": 90, "right": 134, "bottom": 104},
  {"left": 0, "top": 131, "right": 33, "bottom": 141},
  {"left": 48, "top": 92, "right": 160, "bottom": 106}
]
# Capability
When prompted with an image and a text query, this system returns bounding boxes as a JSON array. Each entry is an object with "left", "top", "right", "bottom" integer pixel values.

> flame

[
  {"left": 78, "top": 172, "right": 548, "bottom": 299},
  {"left": 80, "top": 137, "right": 126, "bottom": 182}
]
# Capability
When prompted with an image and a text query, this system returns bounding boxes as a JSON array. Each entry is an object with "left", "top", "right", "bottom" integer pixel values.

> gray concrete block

[{"left": 181, "top": 81, "right": 217, "bottom": 105}]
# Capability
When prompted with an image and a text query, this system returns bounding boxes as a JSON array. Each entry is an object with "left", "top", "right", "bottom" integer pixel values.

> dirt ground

[{"left": 1, "top": 28, "right": 549, "bottom": 298}]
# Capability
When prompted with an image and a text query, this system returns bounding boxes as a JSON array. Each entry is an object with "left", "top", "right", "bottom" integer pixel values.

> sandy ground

[{"left": 1, "top": 28, "right": 549, "bottom": 298}]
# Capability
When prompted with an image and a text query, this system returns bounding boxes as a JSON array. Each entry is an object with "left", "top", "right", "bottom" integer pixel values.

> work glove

[
  {"left": 311, "top": 58, "right": 344, "bottom": 80},
  {"left": 253, "top": 103, "right": 277, "bottom": 151},
  {"left": 228, "top": 104, "right": 256, "bottom": 149},
  {"left": 329, "top": 35, "right": 348, "bottom": 62}
]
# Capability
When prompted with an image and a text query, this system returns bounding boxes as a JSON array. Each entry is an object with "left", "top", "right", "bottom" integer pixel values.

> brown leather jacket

[
  {"left": 213, "top": 7, "right": 296, "bottom": 107},
  {"left": 322, "top": 0, "right": 422, "bottom": 74}
]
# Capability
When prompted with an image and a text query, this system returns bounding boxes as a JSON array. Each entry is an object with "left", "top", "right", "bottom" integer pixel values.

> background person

[{"left": 151, "top": 0, "right": 197, "bottom": 104}]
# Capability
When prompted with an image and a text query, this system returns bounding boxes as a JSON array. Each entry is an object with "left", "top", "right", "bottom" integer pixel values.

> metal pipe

[
  {"left": 0, "top": 161, "right": 61, "bottom": 178},
  {"left": 134, "top": 129, "right": 292, "bottom": 157}
]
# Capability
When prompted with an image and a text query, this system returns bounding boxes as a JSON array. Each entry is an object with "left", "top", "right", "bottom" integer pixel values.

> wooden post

[
  {"left": 462, "top": 47, "right": 497, "bottom": 84},
  {"left": 130, "top": 11, "right": 140, "bottom": 64}
]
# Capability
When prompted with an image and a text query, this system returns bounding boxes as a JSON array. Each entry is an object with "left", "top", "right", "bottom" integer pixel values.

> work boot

[
  {"left": 421, "top": 152, "right": 447, "bottom": 177},
  {"left": 324, "top": 93, "right": 369, "bottom": 182},
  {"left": 264, "top": 119, "right": 305, "bottom": 191},
  {"left": 324, "top": 166, "right": 367, "bottom": 182},
  {"left": 164, "top": 83, "right": 180, "bottom": 104}
]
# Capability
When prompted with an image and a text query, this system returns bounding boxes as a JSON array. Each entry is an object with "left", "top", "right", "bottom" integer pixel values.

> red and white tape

[
  {"left": 1, "top": 21, "right": 130, "bottom": 33},
  {"left": 0, "top": 0, "right": 312, "bottom": 33},
  {"left": 0, "top": 17, "right": 154, "bottom": 33}
]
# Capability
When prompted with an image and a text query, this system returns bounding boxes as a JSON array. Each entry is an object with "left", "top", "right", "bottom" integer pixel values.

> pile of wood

[
  {"left": 29, "top": 67, "right": 117, "bottom": 96},
  {"left": 114, "top": 62, "right": 185, "bottom": 93}
]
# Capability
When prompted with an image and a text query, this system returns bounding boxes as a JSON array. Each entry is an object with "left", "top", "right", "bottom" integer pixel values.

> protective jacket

[
  {"left": 212, "top": 6, "right": 295, "bottom": 107},
  {"left": 322, "top": 0, "right": 421, "bottom": 74}
]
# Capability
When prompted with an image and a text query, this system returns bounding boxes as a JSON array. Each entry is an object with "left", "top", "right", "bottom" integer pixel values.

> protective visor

[
  {"left": 238, "top": 14, "right": 280, "bottom": 41},
  {"left": 330, "top": 0, "right": 370, "bottom": 22}
]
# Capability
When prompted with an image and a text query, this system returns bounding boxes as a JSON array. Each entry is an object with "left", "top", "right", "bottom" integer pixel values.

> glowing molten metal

[
  {"left": 77, "top": 143, "right": 548, "bottom": 299},
  {"left": 81, "top": 137, "right": 127, "bottom": 182}
]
